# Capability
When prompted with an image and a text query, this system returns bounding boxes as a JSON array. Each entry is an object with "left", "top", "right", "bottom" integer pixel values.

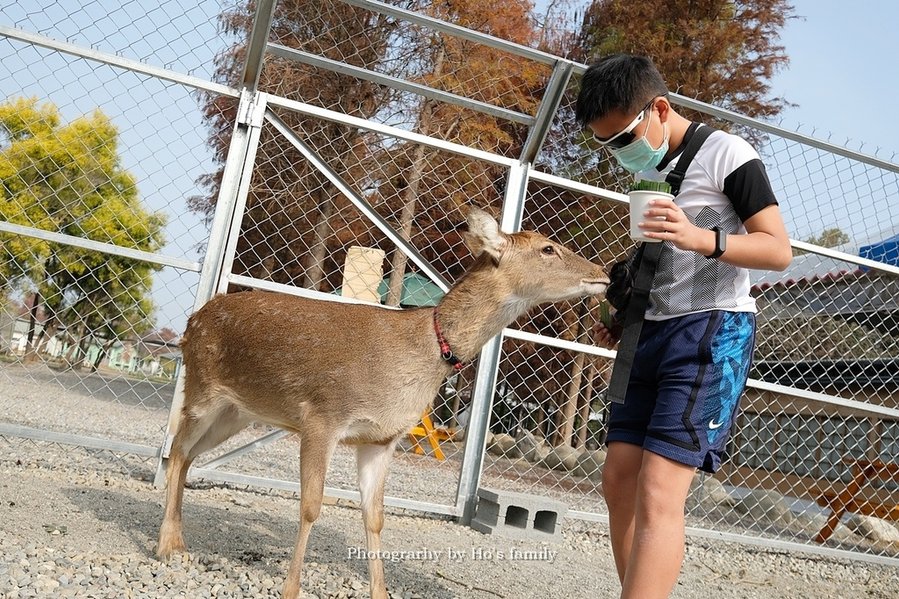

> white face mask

[{"left": 610, "top": 120, "right": 670, "bottom": 174}]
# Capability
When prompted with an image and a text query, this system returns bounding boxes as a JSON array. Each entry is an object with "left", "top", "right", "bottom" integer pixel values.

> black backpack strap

[
  {"left": 606, "top": 240, "right": 662, "bottom": 404},
  {"left": 606, "top": 124, "right": 715, "bottom": 404},
  {"left": 665, "top": 124, "right": 714, "bottom": 195}
]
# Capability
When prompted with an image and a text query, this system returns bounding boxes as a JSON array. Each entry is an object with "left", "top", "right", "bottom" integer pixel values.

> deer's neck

[{"left": 434, "top": 271, "right": 529, "bottom": 362}]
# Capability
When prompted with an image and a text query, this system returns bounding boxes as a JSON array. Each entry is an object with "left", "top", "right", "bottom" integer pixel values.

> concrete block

[{"left": 470, "top": 487, "right": 567, "bottom": 541}]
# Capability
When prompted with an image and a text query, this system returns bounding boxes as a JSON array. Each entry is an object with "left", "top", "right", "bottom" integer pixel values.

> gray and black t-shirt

[{"left": 636, "top": 123, "right": 778, "bottom": 320}]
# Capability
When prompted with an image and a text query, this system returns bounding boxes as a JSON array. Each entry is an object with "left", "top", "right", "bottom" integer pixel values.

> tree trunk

[
  {"left": 385, "top": 130, "right": 427, "bottom": 306},
  {"left": 35, "top": 318, "right": 59, "bottom": 357},
  {"left": 65, "top": 320, "right": 88, "bottom": 369},
  {"left": 448, "top": 365, "right": 473, "bottom": 430},
  {"left": 91, "top": 338, "right": 115, "bottom": 373},
  {"left": 72, "top": 330, "right": 91, "bottom": 370},
  {"left": 535, "top": 386, "right": 548, "bottom": 440},
  {"left": 386, "top": 46, "right": 443, "bottom": 307},
  {"left": 303, "top": 184, "right": 336, "bottom": 291},
  {"left": 549, "top": 391, "right": 564, "bottom": 446},
  {"left": 575, "top": 361, "right": 597, "bottom": 448},
  {"left": 558, "top": 300, "right": 591, "bottom": 446},
  {"left": 29, "top": 328, "right": 46, "bottom": 360},
  {"left": 23, "top": 293, "right": 40, "bottom": 362},
  {"left": 63, "top": 323, "right": 81, "bottom": 363}
]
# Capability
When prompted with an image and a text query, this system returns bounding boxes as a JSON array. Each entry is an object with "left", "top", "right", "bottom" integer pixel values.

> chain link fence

[
  {"left": 2, "top": 0, "right": 897, "bottom": 566},
  {"left": 0, "top": 0, "right": 222, "bottom": 476}
]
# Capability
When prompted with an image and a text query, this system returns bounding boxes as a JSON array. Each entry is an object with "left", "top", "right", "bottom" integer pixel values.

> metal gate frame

[{"left": 151, "top": 0, "right": 586, "bottom": 522}]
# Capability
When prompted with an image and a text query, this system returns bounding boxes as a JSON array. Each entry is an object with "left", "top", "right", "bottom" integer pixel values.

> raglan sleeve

[{"left": 720, "top": 136, "right": 779, "bottom": 222}]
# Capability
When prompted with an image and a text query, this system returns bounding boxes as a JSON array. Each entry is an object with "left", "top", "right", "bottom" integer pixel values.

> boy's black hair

[{"left": 575, "top": 54, "right": 669, "bottom": 127}]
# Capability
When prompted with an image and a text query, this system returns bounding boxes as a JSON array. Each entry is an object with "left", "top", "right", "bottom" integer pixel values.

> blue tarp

[
  {"left": 859, "top": 233, "right": 899, "bottom": 267},
  {"left": 378, "top": 272, "right": 445, "bottom": 307},
  {"left": 333, "top": 272, "right": 445, "bottom": 306}
]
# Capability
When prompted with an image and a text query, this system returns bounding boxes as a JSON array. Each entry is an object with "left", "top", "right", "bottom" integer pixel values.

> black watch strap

[{"left": 706, "top": 227, "right": 726, "bottom": 259}]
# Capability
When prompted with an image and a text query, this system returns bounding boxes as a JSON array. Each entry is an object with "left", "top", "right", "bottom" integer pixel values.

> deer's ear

[{"left": 463, "top": 207, "right": 507, "bottom": 260}]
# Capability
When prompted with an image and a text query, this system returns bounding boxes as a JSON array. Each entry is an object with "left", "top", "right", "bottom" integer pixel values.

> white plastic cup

[{"left": 629, "top": 190, "right": 674, "bottom": 243}]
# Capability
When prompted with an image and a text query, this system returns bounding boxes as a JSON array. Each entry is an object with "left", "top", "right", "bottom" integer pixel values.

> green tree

[
  {"left": 807, "top": 228, "right": 850, "bottom": 248},
  {"left": 788, "top": 227, "right": 850, "bottom": 257},
  {"left": 576, "top": 0, "right": 794, "bottom": 121},
  {"left": 0, "top": 97, "right": 166, "bottom": 367},
  {"left": 539, "top": 0, "right": 796, "bottom": 195}
]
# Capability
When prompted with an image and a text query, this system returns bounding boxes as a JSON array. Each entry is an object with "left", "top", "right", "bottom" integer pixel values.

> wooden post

[{"left": 341, "top": 246, "right": 386, "bottom": 303}]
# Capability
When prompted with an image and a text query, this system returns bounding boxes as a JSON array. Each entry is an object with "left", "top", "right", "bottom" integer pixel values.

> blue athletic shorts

[{"left": 606, "top": 310, "right": 756, "bottom": 473}]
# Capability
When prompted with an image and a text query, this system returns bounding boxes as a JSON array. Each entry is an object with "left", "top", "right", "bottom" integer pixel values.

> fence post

[
  {"left": 152, "top": 89, "right": 267, "bottom": 488},
  {"left": 456, "top": 159, "right": 532, "bottom": 524}
]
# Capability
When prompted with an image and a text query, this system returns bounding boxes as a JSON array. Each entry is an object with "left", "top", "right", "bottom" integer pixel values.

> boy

[{"left": 575, "top": 54, "right": 791, "bottom": 599}]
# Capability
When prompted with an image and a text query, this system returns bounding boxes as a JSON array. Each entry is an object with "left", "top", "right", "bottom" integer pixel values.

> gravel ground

[
  {"left": 2, "top": 363, "right": 898, "bottom": 598},
  {"left": 2, "top": 442, "right": 898, "bottom": 599}
]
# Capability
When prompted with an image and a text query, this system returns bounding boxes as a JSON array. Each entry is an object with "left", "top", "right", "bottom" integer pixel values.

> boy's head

[
  {"left": 575, "top": 54, "right": 668, "bottom": 127},
  {"left": 575, "top": 54, "right": 673, "bottom": 173}
]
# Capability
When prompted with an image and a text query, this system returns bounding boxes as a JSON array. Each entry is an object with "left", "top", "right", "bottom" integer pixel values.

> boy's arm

[
  {"left": 702, "top": 204, "right": 792, "bottom": 271},
  {"left": 640, "top": 201, "right": 792, "bottom": 271}
]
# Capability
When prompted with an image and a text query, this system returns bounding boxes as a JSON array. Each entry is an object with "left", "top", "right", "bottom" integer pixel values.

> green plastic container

[
  {"left": 629, "top": 179, "right": 672, "bottom": 194},
  {"left": 598, "top": 301, "right": 612, "bottom": 328}
]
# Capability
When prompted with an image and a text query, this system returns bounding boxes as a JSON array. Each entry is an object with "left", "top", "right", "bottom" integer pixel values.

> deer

[{"left": 156, "top": 206, "right": 609, "bottom": 599}]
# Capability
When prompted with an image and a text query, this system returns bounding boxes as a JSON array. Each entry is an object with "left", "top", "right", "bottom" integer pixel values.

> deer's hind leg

[{"left": 157, "top": 397, "right": 251, "bottom": 559}]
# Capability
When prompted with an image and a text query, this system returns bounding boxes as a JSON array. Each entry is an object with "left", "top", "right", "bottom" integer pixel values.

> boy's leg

[
  {"left": 601, "top": 441, "right": 644, "bottom": 583},
  {"left": 620, "top": 450, "right": 696, "bottom": 599},
  {"left": 605, "top": 311, "right": 754, "bottom": 598}
]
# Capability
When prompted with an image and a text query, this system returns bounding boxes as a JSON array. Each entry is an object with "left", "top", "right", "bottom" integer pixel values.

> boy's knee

[
  {"left": 602, "top": 461, "right": 637, "bottom": 505},
  {"left": 635, "top": 464, "right": 694, "bottom": 517}
]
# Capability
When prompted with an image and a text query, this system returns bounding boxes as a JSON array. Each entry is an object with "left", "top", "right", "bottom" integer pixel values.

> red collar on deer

[{"left": 433, "top": 310, "right": 464, "bottom": 371}]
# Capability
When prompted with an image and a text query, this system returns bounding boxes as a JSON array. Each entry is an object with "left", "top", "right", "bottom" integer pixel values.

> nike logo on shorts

[{"left": 708, "top": 420, "right": 724, "bottom": 430}]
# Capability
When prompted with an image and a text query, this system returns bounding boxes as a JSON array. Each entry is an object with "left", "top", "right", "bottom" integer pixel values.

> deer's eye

[{"left": 541, "top": 245, "right": 555, "bottom": 255}]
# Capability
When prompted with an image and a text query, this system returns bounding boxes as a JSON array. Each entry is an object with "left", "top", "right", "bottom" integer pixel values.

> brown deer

[{"left": 156, "top": 207, "right": 609, "bottom": 599}]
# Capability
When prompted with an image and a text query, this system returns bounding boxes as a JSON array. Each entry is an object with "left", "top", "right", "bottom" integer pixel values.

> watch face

[
  {"left": 717, "top": 228, "right": 727, "bottom": 254},
  {"left": 706, "top": 227, "right": 725, "bottom": 259}
]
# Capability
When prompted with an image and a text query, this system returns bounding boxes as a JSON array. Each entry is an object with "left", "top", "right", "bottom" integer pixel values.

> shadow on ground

[
  {"left": 2, "top": 361, "right": 174, "bottom": 409},
  {"left": 63, "top": 483, "right": 460, "bottom": 598}
]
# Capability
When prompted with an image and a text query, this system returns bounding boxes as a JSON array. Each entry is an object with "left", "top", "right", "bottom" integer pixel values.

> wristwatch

[{"left": 705, "top": 227, "right": 726, "bottom": 259}]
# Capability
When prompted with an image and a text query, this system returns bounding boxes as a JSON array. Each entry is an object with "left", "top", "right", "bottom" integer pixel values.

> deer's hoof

[{"left": 156, "top": 535, "right": 187, "bottom": 560}]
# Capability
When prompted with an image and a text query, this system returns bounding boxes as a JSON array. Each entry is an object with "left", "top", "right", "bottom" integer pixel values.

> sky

[
  {"left": 749, "top": 0, "right": 899, "bottom": 250},
  {"left": 768, "top": 0, "right": 898, "bottom": 158},
  {"left": 2, "top": 0, "right": 898, "bottom": 334},
  {"left": 0, "top": 0, "right": 224, "bottom": 334}
]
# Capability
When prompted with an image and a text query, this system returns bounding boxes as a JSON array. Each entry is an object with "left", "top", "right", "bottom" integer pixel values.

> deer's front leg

[{"left": 356, "top": 440, "right": 397, "bottom": 599}]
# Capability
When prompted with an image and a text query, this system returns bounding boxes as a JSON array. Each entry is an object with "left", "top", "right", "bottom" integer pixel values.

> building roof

[
  {"left": 752, "top": 252, "right": 862, "bottom": 291},
  {"left": 752, "top": 224, "right": 899, "bottom": 291},
  {"left": 136, "top": 331, "right": 181, "bottom": 358}
]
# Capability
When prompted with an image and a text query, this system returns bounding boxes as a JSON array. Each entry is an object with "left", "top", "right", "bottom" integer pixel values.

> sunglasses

[{"left": 591, "top": 98, "right": 656, "bottom": 149}]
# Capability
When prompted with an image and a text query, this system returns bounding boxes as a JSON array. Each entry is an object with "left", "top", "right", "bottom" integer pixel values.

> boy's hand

[
  {"left": 593, "top": 321, "right": 621, "bottom": 349},
  {"left": 639, "top": 198, "right": 712, "bottom": 255}
]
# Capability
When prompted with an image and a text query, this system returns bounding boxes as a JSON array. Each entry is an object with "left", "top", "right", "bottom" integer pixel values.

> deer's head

[{"left": 461, "top": 207, "right": 609, "bottom": 304}]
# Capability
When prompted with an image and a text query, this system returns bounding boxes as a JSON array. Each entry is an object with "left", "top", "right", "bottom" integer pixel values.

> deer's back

[{"left": 180, "top": 291, "right": 447, "bottom": 441}]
